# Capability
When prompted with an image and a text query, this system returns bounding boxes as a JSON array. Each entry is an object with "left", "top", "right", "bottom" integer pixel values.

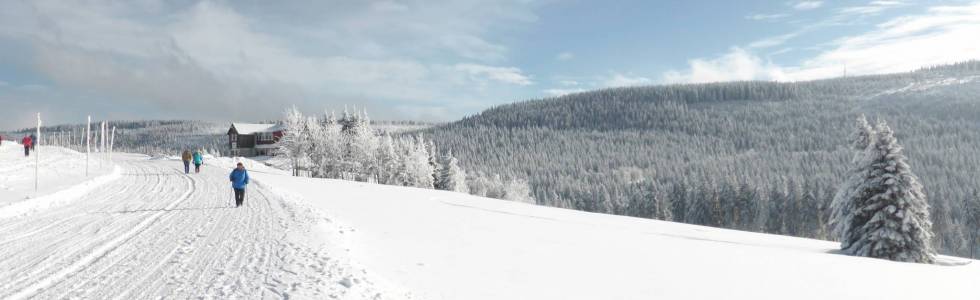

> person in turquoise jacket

[
  {"left": 192, "top": 150, "right": 204, "bottom": 173},
  {"left": 229, "top": 162, "right": 249, "bottom": 207}
]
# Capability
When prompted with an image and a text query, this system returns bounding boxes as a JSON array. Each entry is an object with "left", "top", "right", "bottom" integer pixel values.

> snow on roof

[{"left": 231, "top": 123, "right": 283, "bottom": 135}]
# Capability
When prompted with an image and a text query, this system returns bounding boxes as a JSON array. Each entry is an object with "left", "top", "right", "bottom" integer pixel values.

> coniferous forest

[{"left": 424, "top": 61, "right": 980, "bottom": 258}]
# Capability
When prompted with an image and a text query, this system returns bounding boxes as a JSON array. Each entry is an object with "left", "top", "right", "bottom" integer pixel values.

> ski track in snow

[{"left": 0, "top": 153, "right": 388, "bottom": 299}]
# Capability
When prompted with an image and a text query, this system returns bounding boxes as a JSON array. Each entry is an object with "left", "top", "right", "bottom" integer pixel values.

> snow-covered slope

[
  {"left": 1, "top": 146, "right": 976, "bottom": 299},
  {"left": 0, "top": 143, "right": 116, "bottom": 216},
  {"left": 256, "top": 173, "right": 979, "bottom": 300}
]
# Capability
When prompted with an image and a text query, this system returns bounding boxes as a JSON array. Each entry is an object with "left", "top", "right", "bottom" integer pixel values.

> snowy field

[
  {"left": 1, "top": 146, "right": 977, "bottom": 299},
  {"left": 256, "top": 173, "right": 980, "bottom": 300},
  {"left": 0, "top": 142, "right": 116, "bottom": 217},
  {"left": 0, "top": 148, "right": 405, "bottom": 299}
]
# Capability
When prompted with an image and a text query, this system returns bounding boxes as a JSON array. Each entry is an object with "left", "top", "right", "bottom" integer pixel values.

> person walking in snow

[
  {"left": 230, "top": 162, "right": 249, "bottom": 207},
  {"left": 192, "top": 149, "right": 204, "bottom": 173},
  {"left": 22, "top": 135, "right": 32, "bottom": 157},
  {"left": 181, "top": 149, "right": 193, "bottom": 174},
  {"left": 29, "top": 133, "right": 36, "bottom": 150}
]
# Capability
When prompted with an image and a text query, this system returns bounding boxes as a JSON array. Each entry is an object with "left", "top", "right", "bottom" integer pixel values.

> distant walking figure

[
  {"left": 230, "top": 163, "right": 249, "bottom": 207},
  {"left": 192, "top": 150, "right": 204, "bottom": 173},
  {"left": 181, "top": 149, "right": 193, "bottom": 174},
  {"left": 22, "top": 136, "right": 32, "bottom": 157},
  {"left": 29, "top": 133, "right": 36, "bottom": 150}
]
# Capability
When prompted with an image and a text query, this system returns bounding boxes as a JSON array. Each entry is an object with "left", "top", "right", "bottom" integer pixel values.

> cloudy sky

[{"left": 1, "top": 0, "right": 979, "bottom": 129}]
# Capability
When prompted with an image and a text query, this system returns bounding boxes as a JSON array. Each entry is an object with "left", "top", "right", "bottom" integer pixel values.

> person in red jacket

[{"left": 22, "top": 135, "right": 32, "bottom": 157}]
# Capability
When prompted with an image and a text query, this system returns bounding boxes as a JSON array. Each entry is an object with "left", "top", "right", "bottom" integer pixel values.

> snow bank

[
  {"left": 0, "top": 165, "right": 122, "bottom": 220},
  {"left": 0, "top": 144, "right": 115, "bottom": 210},
  {"left": 253, "top": 173, "right": 979, "bottom": 300}
]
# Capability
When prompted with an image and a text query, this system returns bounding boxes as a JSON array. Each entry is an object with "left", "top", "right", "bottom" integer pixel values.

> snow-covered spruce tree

[
  {"left": 427, "top": 141, "right": 442, "bottom": 189},
  {"left": 277, "top": 106, "right": 310, "bottom": 176},
  {"left": 734, "top": 182, "right": 759, "bottom": 231},
  {"left": 764, "top": 182, "right": 786, "bottom": 234},
  {"left": 829, "top": 114, "right": 876, "bottom": 238},
  {"left": 375, "top": 133, "right": 401, "bottom": 185},
  {"left": 399, "top": 134, "right": 434, "bottom": 188},
  {"left": 685, "top": 183, "right": 716, "bottom": 226},
  {"left": 338, "top": 109, "right": 378, "bottom": 181},
  {"left": 436, "top": 150, "right": 468, "bottom": 193},
  {"left": 837, "top": 120, "right": 936, "bottom": 263},
  {"left": 314, "top": 111, "right": 343, "bottom": 179},
  {"left": 965, "top": 190, "right": 980, "bottom": 258}
]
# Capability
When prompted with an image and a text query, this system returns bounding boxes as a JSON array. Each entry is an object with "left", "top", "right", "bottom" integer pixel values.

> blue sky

[{"left": 1, "top": 0, "right": 980, "bottom": 129}]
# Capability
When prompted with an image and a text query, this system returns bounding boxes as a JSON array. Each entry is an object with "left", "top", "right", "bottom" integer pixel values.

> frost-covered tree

[
  {"left": 436, "top": 150, "right": 468, "bottom": 193},
  {"left": 338, "top": 109, "right": 378, "bottom": 181},
  {"left": 830, "top": 114, "right": 877, "bottom": 237},
  {"left": 764, "top": 182, "right": 786, "bottom": 234},
  {"left": 375, "top": 133, "right": 401, "bottom": 185},
  {"left": 965, "top": 190, "right": 980, "bottom": 257},
  {"left": 685, "top": 184, "right": 716, "bottom": 226},
  {"left": 399, "top": 135, "right": 435, "bottom": 188},
  {"left": 502, "top": 178, "right": 534, "bottom": 203},
  {"left": 734, "top": 182, "right": 759, "bottom": 231},
  {"left": 837, "top": 120, "right": 935, "bottom": 263},
  {"left": 277, "top": 106, "right": 310, "bottom": 176}
]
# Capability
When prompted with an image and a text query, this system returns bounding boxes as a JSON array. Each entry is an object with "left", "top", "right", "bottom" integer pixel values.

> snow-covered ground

[
  {"left": 256, "top": 173, "right": 980, "bottom": 300},
  {"left": 0, "top": 149, "right": 405, "bottom": 299},
  {"left": 0, "top": 142, "right": 115, "bottom": 214},
  {"left": 2, "top": 146, "right": 977, "bottom": 299}
]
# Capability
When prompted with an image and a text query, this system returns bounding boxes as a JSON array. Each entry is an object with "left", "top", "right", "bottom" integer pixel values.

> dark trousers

[
  {"left": 195, "top": 163, "right": 201, "bottom": 173},
  {"left": 183, "top": 161, "right": 190, "bottom": 174},
  {"left": 234, "top": 188, "right": 245, "bottom": 207},
  {"left": 24, "top": 146, "right": 30, "bottom": 157}
]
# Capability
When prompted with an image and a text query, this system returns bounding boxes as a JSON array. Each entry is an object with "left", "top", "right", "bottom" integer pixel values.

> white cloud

[
  {"left": 543, "top": 88, "right": 586, "bottom": 97},
  {"left": 788, "top": 1, "right": 980, "bottom": 80},
  {"left": 603, "top": 73, "right": 653, "bottom": 87},
  {"left": 663, "top": 48, "right": 788, "bottom": 83},
  {"left": 838, "top": 0, "right": 905, "bottom": 16},
  {"left": 793, "top": 1, "right": 823, "bottom": 11},
  {"left": 0, "top": 0, "right": 543, "bottom": 125},
  {"left": 455, "top": 63, "right": 533, "bottom": 86},
  {"left": 665, "top": 1, "right": 980, "bottom": 83},
  {"left": 556, "top": 52, "right": 574, "bottom": 61}
]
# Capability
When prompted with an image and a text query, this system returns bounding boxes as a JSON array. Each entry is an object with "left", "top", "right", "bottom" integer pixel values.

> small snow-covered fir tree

[{"left": 837, "top": 120, "right": 935, "bottom": 263}]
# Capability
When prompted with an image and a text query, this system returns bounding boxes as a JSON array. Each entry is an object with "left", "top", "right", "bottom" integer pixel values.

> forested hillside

[
  {"left": 425, "top": 61, "right": 980, "bottom": 258},
  {"left": 9, "top": 120, "right": 227, "bottom": 156}
]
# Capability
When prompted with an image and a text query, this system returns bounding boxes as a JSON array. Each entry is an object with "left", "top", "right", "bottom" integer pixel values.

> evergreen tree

[
  {"left": 837, "top": 120, "right": 935, "bottom": 263},
  {"left": 830, "top": 114, "right": 876, "bottom": 238},
  {"left": 765, "top": 183, "right": 786, "bottom": 234},
  {"left": 965, "top": 190, "right": 980, "bottom": 258},
  {"left": 734, "top": 182, "right": 759, "bottom": 231},
  {"left": 437, "top": 150, "right": 469, "bottom": 193}
]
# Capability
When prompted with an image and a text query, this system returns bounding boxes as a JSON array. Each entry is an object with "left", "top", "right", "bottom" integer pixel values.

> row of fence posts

[{"left": 29, "top": 114, "right": 115, "bottom": 196}]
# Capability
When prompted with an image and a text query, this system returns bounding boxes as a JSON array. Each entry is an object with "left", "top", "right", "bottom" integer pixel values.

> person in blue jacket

[
  {"left": 192, "top": 150, "right": 204, "bottom": 173},
  {"left": 230, "top": 162, "right": 249, "bottom": 207}
]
